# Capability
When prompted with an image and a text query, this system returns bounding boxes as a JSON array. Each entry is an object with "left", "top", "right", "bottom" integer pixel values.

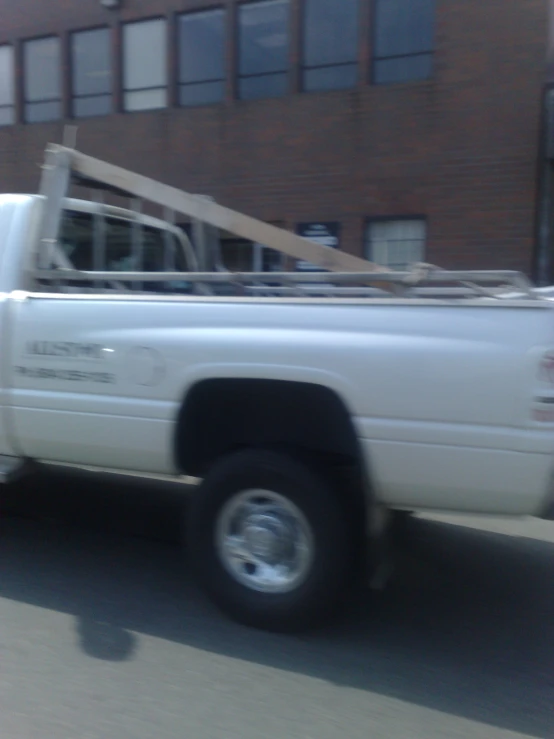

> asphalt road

[{"left": 0, "top": 467, "right": 553, "bottom": 739}]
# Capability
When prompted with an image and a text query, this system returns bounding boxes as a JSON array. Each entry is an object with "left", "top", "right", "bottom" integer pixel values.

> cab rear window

[{"left": 59, "top": 210, "right": 187, "bottom": 273}]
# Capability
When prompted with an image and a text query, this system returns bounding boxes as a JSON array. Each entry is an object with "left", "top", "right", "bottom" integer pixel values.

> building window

[
  {"left": 366, "top": 219, "right": 426, "bottom": 270},
  {"left": 221, "top": 237, "right": 284, "bottom": 272},
  {"left": 372, "top": 0, "right": 435, "bottom": 84},
  {"left": 71, "top": 28, "right": 112, "bottom": 118},
  {"left": 123, "top": 19, "right": 167, "bottom": 111},
  {"left": 238, "top": 0, "right": 289, "bottom": 101},
  {"left": 302, "top": 0, "right": 359, "bottom": 92},
  {"left": 23, "top": 37, "right": 61, "bottom": 123},
  {"left": 178, "top": 9, "right": 226, "bottom": 107},
  {"left": 0, "top": 45, "right": 15, "bottom": 126}
]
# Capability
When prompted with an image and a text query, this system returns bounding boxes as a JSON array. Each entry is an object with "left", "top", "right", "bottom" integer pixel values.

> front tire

[{"left": 187, "top": 450, "right": 355, "bottom": 632}]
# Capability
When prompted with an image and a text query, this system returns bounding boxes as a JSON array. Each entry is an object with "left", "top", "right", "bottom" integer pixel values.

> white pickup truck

[{"left": 0, "top": 144, "right": 553, "bottom": 632}]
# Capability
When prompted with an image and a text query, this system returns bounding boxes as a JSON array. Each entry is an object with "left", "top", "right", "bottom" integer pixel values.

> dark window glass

[
  {"left": 303, "top": 0, "right": 358, "bottom": 92},
  {"left": 26, "top": 101, "right": 61, "bottom": 123},
  {"left": 261, "top": 246, "right": 284, "bottom": 271},
  {"left": 178, "top": 9, "right": 225, "bottom": 107},
  {"left": 71, "top": 28, "right": 112, "bottom": 118},
  {"left": 24, "top": 37, "right": 61, "bottom": 123},
  {"left": 239, "top": 73, "right": 287, "bottom": 100},
  {"left": 374, "top": 54, "right": 432, "bottom": 85},
  {"left": 58, "top": 211, "right": 189, "bottom": 292},
  {"left": 221, "top": 239, "right": 283, "bottom": 272},
  {"left": 373, "top": 0, "right": 435, "bottom": 84},
  {"left": 0, "top": 45, "right": 15, "bottom": 126},
  {"left": 179, "top": 81, "right": 226, "bottom": 107},
  {"left": 238, "top": 0, "right": 289, "bottom": 100},
  {"left": 222, "top": 238, "right": 254, "bottom": 271},
  {"left": 303, "top": 65, "right": 357, "bottom": 93},
  {"left": 59, "top": 211, "right": 184, "bottom": 271},
  {"left": 73, "top": 95, "right": 112, "bottom": 118}
]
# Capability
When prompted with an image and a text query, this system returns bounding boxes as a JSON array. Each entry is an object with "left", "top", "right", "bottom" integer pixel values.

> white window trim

[{"left": 366, "top": 218, "right": 426, "bottom": 271}]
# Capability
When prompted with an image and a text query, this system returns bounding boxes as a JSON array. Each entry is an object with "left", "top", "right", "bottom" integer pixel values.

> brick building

[{"left": 0, "top": 0, "right": 550, "bottom": 278}]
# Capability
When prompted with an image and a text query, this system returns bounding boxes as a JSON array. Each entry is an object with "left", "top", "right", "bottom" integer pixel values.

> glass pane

[
  {"left": 106, "top": 221, "right": 134, "bottom": 271},
  {"left": 238, "top": 72, "right": 287, "bottom": 100},
  {"left": 179, "top": 81, "right": 224, "bottom": 106},
  {"left": 72, "top": 28, "right": 111, "bottom": 97},
  {"left": 104, "top": 220, "right": 183, "bottom": 274},
  {"left": 0, "top": 106, "right": 14, "bottom": 126},
  {"left": 367, "top": 219, "right": 426, "bottom": 269},
  {"left": 262, "top": 247, "right": 283, "bottom": 271},
  {"left": 73, "top": 94, "right": 111, "bottom": 118},
  {"left": 370, "top": 219, "right": 426, "bottom": 241},
  {"left": 239, "top": 0, "right": 289, "bottom": 76},
  {"left": 304, "top": 0, "right": 358, "bottom": 67},
  {"left": 25, "top": 100, "right": 61, "bottom": 123},
  {"left": 179, "top": 10, "right": 225, "bottom": 84},
  {"left": 374, "top": 53, "right": 432, "bottom": 84},
  {"left": 124, "top": 88, "right": 167, "bottom": 112},
  {"left": 0, "top": 46, "right": 14, "bottom": 107},
  {"left": 60, "top": 212, "right": 184, "bottom": 271},
  {"left": 24, "top": 37, "right": 61, "bottom": 102},
  {"left": 123, "top": 20, "right": 167, "bottom": 91},
  {"left": 59, "top": 212, "right": 93, "bottom": 268},
  {"left": 303, "top": 64, "right": 357, "bottom": 92},
  {"left": 374, "top": 0, "right": 435, "bottom": 58},
  {"left": 222, "top": 239, "right": 254, "bottom": 271}
]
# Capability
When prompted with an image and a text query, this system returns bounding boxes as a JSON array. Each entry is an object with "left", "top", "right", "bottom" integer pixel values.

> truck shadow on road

[{"left": 0, "top": 467, "right": 552, "bottom": 737}]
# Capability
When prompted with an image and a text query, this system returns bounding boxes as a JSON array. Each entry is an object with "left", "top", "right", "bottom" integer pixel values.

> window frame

[
  {"left": 237, "top": 0, "right": 290, "bottom": 101},
  {"left": 371, "top": 0, "right": 435, "bottom": 85},
  {"left": 0, "top": 44, "right": 15, "bottom": 126},
  {"left": 121, "top": 17, "right": 168, "bottom": 113},
  {"left": 22, "top": 34, "right": 62, "bottom": 123},
  {"left": 301, "top": 0, "right": 360, "bottom": 93},
  {"left": 177, "top": 7, "right": 227, "bottom": 108},
  {"left": 70, "top": 26, "right": 112, "bottom": 119},
  {"left": 365, "top": 215, "right": 427, "bottom": 270}
]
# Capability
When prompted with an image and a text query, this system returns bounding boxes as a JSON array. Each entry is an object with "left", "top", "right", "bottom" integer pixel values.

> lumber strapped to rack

[
  {"left": 42, "top": 144, "right": 386, "bottom": 275},
  {"left": 34, "top": 144, "right": 535, "bottom": 299}
]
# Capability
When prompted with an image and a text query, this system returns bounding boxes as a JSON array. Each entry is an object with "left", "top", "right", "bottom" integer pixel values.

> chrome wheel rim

[{"left": 215, "top": 489, "right": 314, "bottom": 594}]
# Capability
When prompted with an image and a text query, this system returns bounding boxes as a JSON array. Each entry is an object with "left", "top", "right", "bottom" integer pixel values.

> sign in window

[{"left": 295, "top": 222, "right": 341, "bottom": 272}]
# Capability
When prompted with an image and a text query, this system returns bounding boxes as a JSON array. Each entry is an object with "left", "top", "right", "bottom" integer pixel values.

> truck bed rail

[
  {"left": 31, "top": 142, "right": 538, "bottom": 301},
  {"left": 32, "top": 267, "right": 537, "bottom": 300}
]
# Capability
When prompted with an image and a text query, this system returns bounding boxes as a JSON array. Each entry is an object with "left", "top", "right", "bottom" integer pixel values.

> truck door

[{"left": 9, "top": 207, "right": 187, "bottom": 473}]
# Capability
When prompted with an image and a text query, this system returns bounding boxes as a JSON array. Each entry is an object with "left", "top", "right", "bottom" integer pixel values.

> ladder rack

[{"left": 31, "top": 143, "right": 537, "bottom": 301}]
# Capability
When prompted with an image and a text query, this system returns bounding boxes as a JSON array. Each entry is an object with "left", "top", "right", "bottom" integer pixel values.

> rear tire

[{"left": 187, "top": 449, "right": 355, "bottom": 632}]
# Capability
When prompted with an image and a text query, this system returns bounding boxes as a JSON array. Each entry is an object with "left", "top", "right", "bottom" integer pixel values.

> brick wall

[{"left": 0, "top": 0, "right": 548, "bottom": 274}]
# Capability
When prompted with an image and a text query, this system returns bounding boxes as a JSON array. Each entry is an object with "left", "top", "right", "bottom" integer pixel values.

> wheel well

[{"left": 175, "top": 378, "right": 370, "bottom": 523}]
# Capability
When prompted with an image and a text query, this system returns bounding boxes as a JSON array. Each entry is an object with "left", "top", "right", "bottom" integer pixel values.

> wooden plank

[{"left": 54, "top": 145, "right": 387, "bottom": 275}]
